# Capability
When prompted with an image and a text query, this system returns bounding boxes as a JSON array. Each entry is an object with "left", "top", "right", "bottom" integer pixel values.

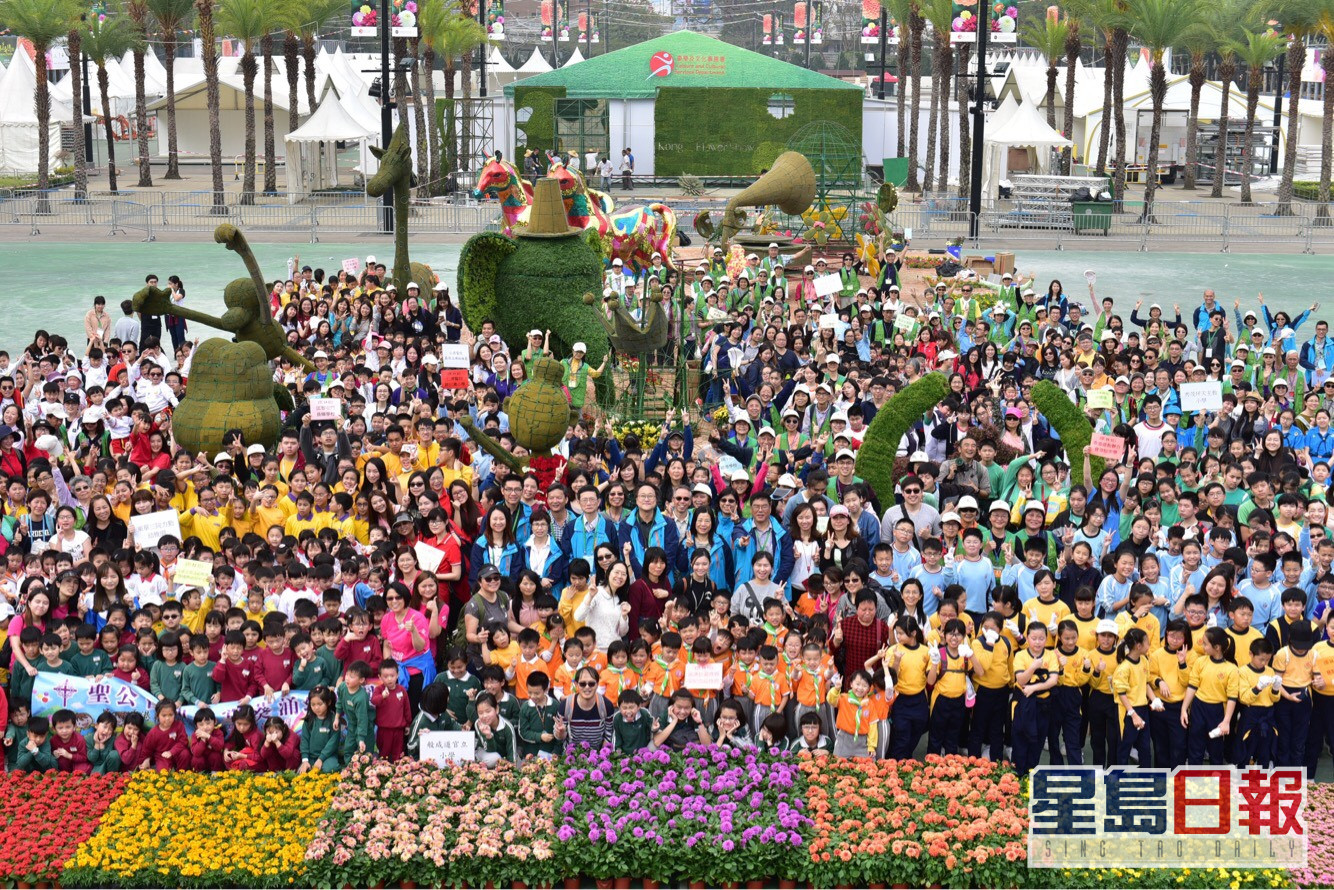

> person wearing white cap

[
  {"left": 761, "top": 241, "right": 784, "bottom": 276},
  {"left": 561, "top": 340, "right": 607, "bottom": 416}
]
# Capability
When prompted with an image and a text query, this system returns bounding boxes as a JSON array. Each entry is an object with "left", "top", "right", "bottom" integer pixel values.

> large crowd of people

[{"left": 2, "top": 242, "right": 1332, "bottom": 779}]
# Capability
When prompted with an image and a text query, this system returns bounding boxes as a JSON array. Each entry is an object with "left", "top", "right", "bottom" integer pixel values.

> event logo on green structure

[{"left": 647, "top": 51, "right": 726, "bottom": 78}]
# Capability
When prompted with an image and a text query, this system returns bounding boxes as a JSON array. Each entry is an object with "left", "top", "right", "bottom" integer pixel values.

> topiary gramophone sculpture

[
  {"left": 459, "top": 355, "right": 571, "bottom": 490},
  {"left": 132, "top": 224, "right": 315, "bottom": 455},
  {"left": 366, "top": 121, "right": 439, "bottom": 295}
]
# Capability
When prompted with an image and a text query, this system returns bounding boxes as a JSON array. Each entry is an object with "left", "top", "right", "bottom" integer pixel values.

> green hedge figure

[
  {"left": 132, "top": 224, "right": 315, "bottom": 455},
  {"left": 854, "top": 372, "right": 950, "bottom": 505},
  {"left": 1030, "top": 380, "right": 1106, "bottom": 482},
  {"left": 458, "top": 178, "right": 611, "bottom": 403},
  {"left": 366, "top": 121, "right": 439, "bottom": 295}
]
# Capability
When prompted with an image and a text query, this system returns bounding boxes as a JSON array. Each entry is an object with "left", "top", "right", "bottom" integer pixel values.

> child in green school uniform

[
  {"left": 37, "top": 633, "right": 76, "bottom": 676},
  {"left": 337, "top": 661, "right": 375, "bottom": 760},
  {"left": 84, "top": 711, "right": 123, "bottom": 774},
  {"left": 15, "top": 715, "right": 57, "bottom": 772},
  {"left": 473, "top": 692, "right": 518, "bottom": 767},
  {"left": 466, "top": 665, "right": 520, "bottom": 726},
  {"left": 438, "top": 650, "right": 482, "bottom": 726},
  {"left": 406, "top": 682, "right": 461, "bottom": 759},
  {"left": 613, "top": 689, "right": 655, "bottom": 755},
  {"left": 150, "top": 632, "right": 187, "bottom": 704},
  {"left": 517, "top": 672, "right": 564, "bottom": 759},
  {"left": 182, "top": 637, "right": 219, "bottom": 707},
  {"left": 68, "top": 625, "right": 112, "bottom": 677},
  {"left": 3, "top": 701, "right": 30, "bottom": 768},
  {"left": 298, "top": 686, "right": 342, "bottom": 774},
  {"left": 292, "top": 633, "right": 336, "bottom": 690}
]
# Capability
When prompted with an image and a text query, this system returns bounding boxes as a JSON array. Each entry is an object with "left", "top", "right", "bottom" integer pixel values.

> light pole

[{"left": 966, "top": 0, "right": 989, "bottom": 239}]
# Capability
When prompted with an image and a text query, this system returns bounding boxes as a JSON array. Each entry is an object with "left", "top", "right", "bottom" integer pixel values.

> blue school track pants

[
  {"left": 1150, "top": 700, "right": 1187, "bottom": 769},
  {"left": 889, "top": 691, "right": 929, "bottom": 760},
  {"left": 1236, "top": 705, "right": 1276, "bottom": 768},
  {"left": 967, "top": 684, "right": 1008, "bottom": 760},
  {"left": 1086, "top": 689, "right": 1119, "bottom": 770},
  {"left": 1116, "top": 713, "right": 1151, "bottom": 766},
  {"left": 1011, "top": 691, "right": 1049, "bottom": 775},
  {"left": 928, "top": 694, "right": 966, "bottom": 756},
  {"left": 1306, "top": 693, "right": 1334, "bottom": 779},
  {"left": 1047, "top": 686, "right": 1084, "bottom": 765},
  {"left": 1187, "top": 700, "right": 1227, "bottom": 765},
  {"left": 1274, "top": 689, "right": 1311, "bottom": 768}
]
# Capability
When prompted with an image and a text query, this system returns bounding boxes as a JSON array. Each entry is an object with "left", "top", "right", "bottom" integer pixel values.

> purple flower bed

[{"left": 557, "top": 744, "right": 811, "bottom": 885}]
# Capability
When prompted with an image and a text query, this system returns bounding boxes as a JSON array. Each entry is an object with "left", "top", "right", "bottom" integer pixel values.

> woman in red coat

[
  {"left": 141, "top": 701, "right": 190, "bottom": 770},
  {"left": 255, "top": 717, "right": 300, "bottom": 772}
]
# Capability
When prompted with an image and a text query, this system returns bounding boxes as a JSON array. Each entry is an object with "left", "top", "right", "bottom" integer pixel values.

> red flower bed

[{"left": 0, "top": 771, "right": 129, "bottom": 882}]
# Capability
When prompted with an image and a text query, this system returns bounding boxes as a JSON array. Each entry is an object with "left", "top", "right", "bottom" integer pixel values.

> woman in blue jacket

[{"left": 468, "top": 505, "right": 520, "bottom": 586}]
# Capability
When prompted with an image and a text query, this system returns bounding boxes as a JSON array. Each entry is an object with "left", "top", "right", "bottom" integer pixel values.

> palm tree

[
  {"left": 410, "top": 34, "right": 429, "bottom": 197},
  {"left": 67, "top": 18, "right": 87, "bottom": 200},
  {"left": 194, "top": 0, "right": 224, "bottom": 208},
  {"left": 218, "top": 0, "right": 268, "bottom": 204},
  {"left": 148, "top": 0, "right": 194, "bottom": 180},
  {"left": 124, "top": 0, "right": 153, "bottom": 186},
  {"left": 1266, "top": 0, "right": 1322, "bottom": 214},
  {"left": 283, "top": 27, "right": 300, "bottom": 137},
  {"left": 1067, "top": 0, "right": 1116, "bottom": 175},
  {"left": 1316, "top": 0, "right": 1334, "bottom": 221},
  {"left": 886, "top": 0, "right": 910, "bottom": 159},
  {"left": 955, "top": 40, "right": 971, "bottom": 198},
  {"left": 920, "top": 0, "right": 951, "bottom": 192},
  {"left": 1108, "top": 17, "right": 1129, "bottom": 206},
  {"left": 0, "top": 0, "right": 81, "bottom": 196},
  {"left": 85, "top": 10, "right": 139, "bottom": 193},
  {"left": 904, "top": 0, "right": 925, "bottom": 191},
  {"left": 1178, "top": 23, "right": 1212, "bottom": 189},
  {"left": 1226, "top": 27, "right": 1286, "bottom": 204},
  {"left": 423, "top": 2, "right": 487, "bottom": 192},
  {"left": 1062, "top": 16, "right": 1080, "bottom": 173},
  {"left": 1119, "top": 0, "right": 1203, "bottom": 221},
  {"left": 1208, "top": 39, "right": 1239, "bottom": 199},
  {"left": 1023, "top": 15, "right": 1069, "bottom": 136},
  {"left": 295, "top": 0, "right": 343, "bottom": 113}
]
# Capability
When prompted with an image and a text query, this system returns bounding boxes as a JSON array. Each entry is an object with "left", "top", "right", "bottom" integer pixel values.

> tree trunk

[
  {"left": 262, "top": 35, "right": 277, "bottom": 195},
  {"left": 198, "top": 0, "right": 225, "bottom": 209},
  {"left": 1182, "top": 52, "right": 1204, "bottom": 189},
  {"left": 34, "top": 40, "right": 51, "bottom": 196},
  {"left": 1211, "top": 60, "right": 1235, "bottom": 198},
  {"left": 284, "top": 33, "right": 300, "bottom": 137},
  {"left": 132, "top": 49, "right": 152, "bottom": 186},
  {"left": 957, "top": 43, "right": 971, "bottom": 200},
  {"left": 443, "top": 57, "right": 457, "bottom": 180},
  {"left": 923, "top": 31, "right": 940, "bottom": 193},
  {"left": 1318, "top": 47, "right": 1333, "bottom": 221},
  {"left": 1095, "top": 31, "right": 1112, "bottom": 175},
  {"left": 69, "top": 30, "right": 87, "bottom": 201},
  {"left": 303, "top": 35, "right": 318, "bottom": 114},
  {"left": 99, "top": 66, "right": 118, "bottom": 193},
  {"left": 423, "top": 45, "right": 440, "bottom": 196},
  {"left": 895, "top": 33, "right": 908, "bottom": 159},
  {"left": 1110, "top": 28, "right": 1127, "bottom": 207},
  {"left": 1142, "top": 60, "right": 1165, "bottom": 221},
  {"left": 937, "top": 42, "right": 952, "bottom": 190},
  {"left": 164, "top": 37, "right": 182, "bottom": 179},
  {"left": 460, "top": 39, "right": 474, "bottom": 174},
  {"left": 411, "top": 38, "right": 429, "bottom": 198},
  {"left": 241, "top": 50, "right": 257, "bottom": 205},
  {"left": 1276, "top": 38, "right": 1305, "bottom": 214},
  {"left": 1240, "top": 68, "right": 1261, "bottom": 204},
  {"left": 1062, "top": 26, "right": 1078, "bottom": 174},
  {"left": 1046, "top": 63, "right": 1057, "bottom": 132},
  {"left": 905, "top": 6, "right": 923, "bottom": 192}
]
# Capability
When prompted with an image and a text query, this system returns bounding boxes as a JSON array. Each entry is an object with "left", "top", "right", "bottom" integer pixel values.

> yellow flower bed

[{"left": 64, "top": 771, "right": 338, "bottom": 888}]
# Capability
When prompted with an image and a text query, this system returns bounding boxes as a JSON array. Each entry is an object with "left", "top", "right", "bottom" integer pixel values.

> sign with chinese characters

[
  {"left": 1179, "top": 381, "right": 1224, "bottom": 412},
  {"left": 684, "top": 662, "right": 723, "bottom": 690},
  {"left": 172, "top": 557, "right": 214, "bottom": 590},
  {"left": 32, "top": 673, "right": 157, "bottom": 724},
  {"left": 131, "top": 509, "right": 182, "bottom": 550},
  {"left": 419, "top": 730, "right": 475, "bottom": 766},
  {"left": 647, "top": 51, "right": 726, "bottom": 78},
  {"left": 1028, "top": 766, "right": 1307, "bottom": 869},
  {"left": 1088, "top": 432, "right": 1125, "bottom": 460},
  {"left": 1085, "top": 388, "right": 1114, "bottom": 410}
]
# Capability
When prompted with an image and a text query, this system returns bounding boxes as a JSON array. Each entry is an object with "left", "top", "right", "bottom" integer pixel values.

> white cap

[
  {"left": 758, "top": 426, "right": 776, "bottom": 438},
  {"left": 366, "top": 254, "right": 376, "bottom": 264},
  {"left": 1251, "top": 328, "right": 1266, "bottom": 338},
  {"left": 1022, "top": 288, "right": 1036, "bottom": 296},
  {"left": 830, "top": 411, "right": 850, "bottom": 424},
  {"left": 433, "top": 280, "right": 448, "bottom": 291},
  {"left": 815, "top": 382, "right": 833, "bottom": 393},
  {"left": 692, "top": 483, "right": 713, "bottom": 496},
  {"left": 1001, "top": 272, "right": 1013, "bottom": 279},
  {"left": 612, "top": 258, "right": 623, "bottom": 266},
  {"left": 1231, "top": 359, "right": 1246, "bottom": 368},
  {"left": 528, "top": 329, "right": 543, "bottom": 338},
  {"left": 212, "top": 452, "right": 232, "bottom": 464},
  {"left": 746, "top": 253, "right": 759, "bottom": 260},
  {"left": 804, "top": 264, "right": 815, "bottom": 272},
  {"left": 941, "top": 511, "right": 961, "bottom": 524},
  {"left": 835, "top": 448, "right": 856, "bottom": 461},
  {"left": 829, "top": 504, "right": 850, "bottom": 518},
  {"left": 989, "top": 500, "right": 1011, "bottom": 513},
  {"left": 1150, "top": 303, "right": 1160, "bottom": 310},
  {"left": 313, "top": 349, "right": 328, "bottom": 359},
  {"left": 407, "top": 281, "right": 420, "bottom": 290},
  {"left": 1244, "top": 310, "right": 1258, "bottom": 320},
  {"left": 1115, "top": 375, "right": 1130, "bottom": 385},
  {"left": 826, "top": 354, "right": 840, "bottom": 364},
  {"left": 1096, "top": 619, "right": 1120, "bottom": 636},
  {"left": 652, "top": 252, "right": 662, "bottom": 259},
  {"left": 782, "top": 408, "right": 800, "bottom": 420},
  {"left": 422, "top": 354, "right": 439, "bottom": 365},
  {"left": 246, "top": 444, "right": 266, "bottom": 457},
  {"left": 777, "top": 473, "right": 798, "bottom": 488},
  {"left": 957, "top": 495, "right": 979, "bottom": 511},
  {"left": 572, "top": 342, "right": 587, "bottom": 353},
  {"left": 1262, "top": 347, "right": 1277, "bottom": 356},
  {"left": 909, "top": 450, "right": 930, "bottom": 463},
  {"left": 80, "top": 406, "right": 106, "bottom": 425},
  {"left": 768, "top": 242, "right": 779, "bottom": 249},
  {"left": 386, "top": 283, "right": 397, "bottom": 291},
  {"left": 888, "top": 284, "right": 900, "bottom": 291},
  {"left": 729, "top": 469, "right": 750, "bottom": 482}
]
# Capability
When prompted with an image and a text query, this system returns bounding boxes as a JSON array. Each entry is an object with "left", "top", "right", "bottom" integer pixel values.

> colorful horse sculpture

[
  {"left": 473, "top": 155, "right": 535, "bottom": 235},
  {"left": 546, "top": 161, "right": 684, "bottom": 272}
]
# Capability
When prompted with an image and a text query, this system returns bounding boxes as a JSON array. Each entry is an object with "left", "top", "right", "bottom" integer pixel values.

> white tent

[
  {"left": 983, "top": 95, "right": 1071, "bottom": 198},
  {"left": 516, "top": 47, "right": 553, "bottom": 76},
  {"left": 562, "top": 47, "right": 585, "bottom": 67},
  {"left": 116, "top": 50, "right": 168, "bottom": 96},
  {"left": 0, "top": 50, "right": 61, "bottom": 176},
  {"left": 285, "top": 86, "right": 375, "bottom": 202}
]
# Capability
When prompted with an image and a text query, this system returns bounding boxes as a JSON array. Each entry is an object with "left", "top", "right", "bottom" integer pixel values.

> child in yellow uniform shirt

[
  {"left": 1181, "top": 627, "right": 1240, "bottom": 765},
  {"left": 1237, "top": 637, "right": 1281, "bottom": 768},
  {"left": 1050, "top": 620, "right": 1092, "bottom": 765},
  {"left": 1224, "top": 597, "right": 1264, "bottom": 666},
  {"left": 884, "top": 617, "right": 931, "bottom": 760},
  {"left": 1309, "top": 611, "right": 1334, "bottom": 770},
  {"left": 1010, "top": 622, "right": 1060, "bottom": 773},
  {"left": 1071, "top": 588, "right": 1101, "bottom": 652},
  {"left": 968, "top": 613, "right": 1013, "bottom": 760},
  {"left": 1116, "top": 587, "right": 1161, "bottom": 651},
  {"left": 1112, "top": 627, "right": 1155, "bottom": 766},
  {"left": 1085, "top": 619, "right": 1122, "bottom": 770},
  {"left": 1148, "top": 619, "right": 1196, "bottom": 768},
  {"left": 1022, "top": 570, "right": 1071, "bottom": 649},
  {"left": 1270, "top": 622, "right": 1316, "bottom": 768},
  {"left": 926, "top": 618, "right": 971, "bottom": 756}
]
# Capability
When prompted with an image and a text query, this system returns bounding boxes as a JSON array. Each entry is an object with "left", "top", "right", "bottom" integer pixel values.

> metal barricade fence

[{"left": 110, "top": 200, "right": 155, "bottom": 241}]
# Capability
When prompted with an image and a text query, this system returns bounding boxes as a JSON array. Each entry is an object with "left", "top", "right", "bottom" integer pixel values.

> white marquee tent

[
  {"left": 0, "top": 51, "right": 62, "bottom": 175},
  {"left": 983, "top": 95, "right": 1071, "bottom": 199},
  {"left": 285, "top": 86, "right": 375, "bottom": 202}
]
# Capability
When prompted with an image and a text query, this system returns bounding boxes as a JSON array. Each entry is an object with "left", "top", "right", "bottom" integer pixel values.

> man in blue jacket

[
  {"left": 620, "top": 482, "right": 682, "bottom": 580},
  {"left": 732, "top": 490, "right": 794, "bottom": 590},
  {"left": 560, "top": 485, "right": 620, "bottom": 567}
]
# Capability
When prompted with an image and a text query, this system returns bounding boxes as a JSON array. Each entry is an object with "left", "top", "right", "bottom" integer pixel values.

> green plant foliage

[
  {"left": 513, "top": 85, "right": 567, "bottom": 154},
  {"left": 855, "top": 372, "right": 950, "bottom": 504},
  {"left": 652, "top": 88, "right": 862, "bottom": 176},
  {"left": 751, "top": 141, "right": 785, "bottom": 171},
  {"left": 456, "top": 230, "right": 517, "bottom": 331},
  {"left": 1031, "top": 380, "right": 1106, "bottom": 481},
  {"left": 877, "top": 181, "right": 899, "bottom": 215},
  {"left": 582, "top": 227, "right": 606, "bottom": 261}
]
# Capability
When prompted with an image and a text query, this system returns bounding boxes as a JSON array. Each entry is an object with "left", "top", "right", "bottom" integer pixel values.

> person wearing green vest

[
  {"left": 760, "top": 242, "right": 785, "bottom": 277},
  {"left": 563, "top": 342, "right": 607, "bottom": 417},
  {"left": 836, "top": 253, "right": 860, "bottom": 309},
  {"left": 519, "top": 329, "right": 551, "bottom": 378}
]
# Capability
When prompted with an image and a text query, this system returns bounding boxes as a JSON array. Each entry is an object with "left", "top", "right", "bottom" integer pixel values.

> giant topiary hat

[{"left": 523, "top": 178, "right": 583, "bottom": 238}]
